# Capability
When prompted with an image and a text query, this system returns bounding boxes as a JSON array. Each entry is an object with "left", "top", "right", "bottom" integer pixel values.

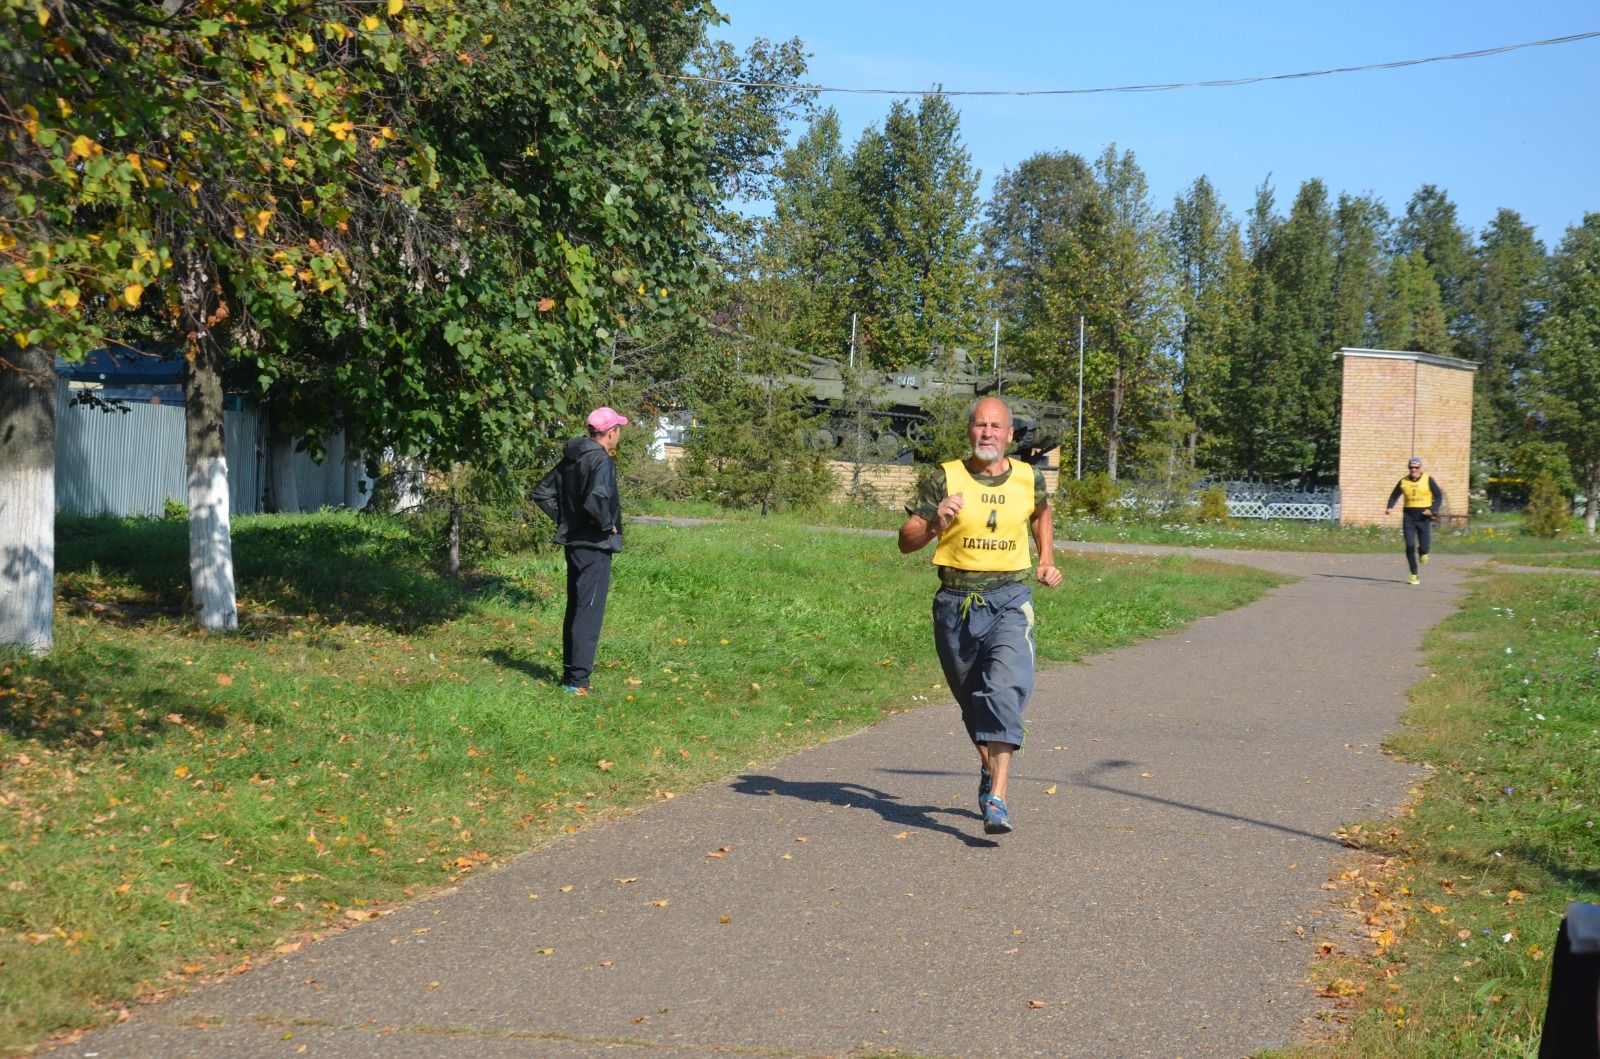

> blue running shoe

[
  {"left": 978, "top": 767, "right": 993, "bottom": 815},
  {"left": 983, "top": 794, "right": 1014, "bottom": 835}
]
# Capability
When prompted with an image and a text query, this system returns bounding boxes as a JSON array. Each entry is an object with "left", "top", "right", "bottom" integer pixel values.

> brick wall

[{"left": 1336, "top": 349, "right": 1476, "bottom": 527}]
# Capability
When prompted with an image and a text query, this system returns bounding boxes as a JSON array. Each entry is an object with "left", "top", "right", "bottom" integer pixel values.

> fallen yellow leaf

[
  {"left": 1044, "top": 785, "right": 1058, "bottom": 795},
  {"left": 649, "top": 899, "right": 669, "bottom": 907},
  {"left": 559, "top": 885, "right": 573, "bottom": 893},
  {"left": 535, "top": 947, "right": 554, "bottom": 955}
]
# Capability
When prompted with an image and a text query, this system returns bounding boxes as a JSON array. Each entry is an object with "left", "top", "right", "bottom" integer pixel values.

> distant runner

[
  {"left": 1385, "top": 455, "right": 1443, "bottom": 585},
  {"left": 898, "top": 397, "right": 1062, "bottom": 836}
]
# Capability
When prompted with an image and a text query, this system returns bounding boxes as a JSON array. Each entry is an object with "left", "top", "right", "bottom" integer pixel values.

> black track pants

[
  {"left": 1402, "top": 509, "right": 1432, "bottom": 575},
  {"left": 562, "top": 547, "right": 612, "bottom": 687}
]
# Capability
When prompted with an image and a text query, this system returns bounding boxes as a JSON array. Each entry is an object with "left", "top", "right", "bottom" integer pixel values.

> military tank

[{"left": 745, "top": 346, "right": 1070, "bottom": 465}]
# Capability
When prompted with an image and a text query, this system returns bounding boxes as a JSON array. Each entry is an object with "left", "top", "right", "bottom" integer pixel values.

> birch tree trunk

[
  {"left": 0, "top": 346, "right": 56, "bottom": 654},
  {"left": 179, "top": 246, "right": 239, "bottom": 632},
  {"left": 1585, "top": 466, "right": 1598, "bottom": 535},
  {"left": 186, "top": 342, "right": 238, "bottom": 630}
]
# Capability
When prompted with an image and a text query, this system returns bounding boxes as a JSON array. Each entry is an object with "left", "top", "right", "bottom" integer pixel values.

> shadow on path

[
  {"left": 731, "top": 773, "right": 998, "bottom": 849},
  {"left": 1051, "top": 759, "right": 1348, "bottom": 848}
]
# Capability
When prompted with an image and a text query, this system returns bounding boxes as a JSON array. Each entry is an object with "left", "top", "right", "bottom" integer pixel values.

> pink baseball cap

[{"left": 586, "top": 406, "right": 629, "bottom": 432}]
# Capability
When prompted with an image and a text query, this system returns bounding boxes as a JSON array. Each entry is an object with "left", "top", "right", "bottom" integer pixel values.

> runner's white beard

[{"left": 972, "top": 442, "right": 1002, "bottom": 461}]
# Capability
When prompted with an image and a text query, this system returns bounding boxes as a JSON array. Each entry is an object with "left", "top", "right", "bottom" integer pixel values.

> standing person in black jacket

[
  {"left": 1385, "top": 455, "right": 1444, "bottom": 585},
  {"left": 531, "top": 407, "right": 627, "bottom": 694}
]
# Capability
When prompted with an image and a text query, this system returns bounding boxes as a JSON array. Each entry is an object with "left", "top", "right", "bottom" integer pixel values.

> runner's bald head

[{"left": 968, "top": 397, "right": 1012, "bottom": 430}]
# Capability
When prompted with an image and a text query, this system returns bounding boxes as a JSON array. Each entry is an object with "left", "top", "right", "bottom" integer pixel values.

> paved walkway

[{"left": 62, "top": 546, "right": 1478, "bottom": 1059}]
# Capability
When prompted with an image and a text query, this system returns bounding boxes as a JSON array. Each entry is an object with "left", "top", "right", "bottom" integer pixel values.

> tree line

[{"left": 742, "top": 97, "right": 1599, "bottom": 525}]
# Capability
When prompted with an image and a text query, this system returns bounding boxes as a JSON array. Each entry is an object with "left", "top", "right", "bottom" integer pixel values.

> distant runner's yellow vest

[
  {"left": 933, "top": 459, "right": 1035, "bottom": 572},
  {"left": 1398, "top": 474, "right": 1435, "bottom": 508}
]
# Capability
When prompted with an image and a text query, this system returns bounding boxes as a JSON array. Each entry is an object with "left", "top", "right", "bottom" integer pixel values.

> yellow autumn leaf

[
  {"left": 534, "top": 947, "right": 554, "bottom": 955},
  {"left": 173, "top": 764, "right": 189, "bottom": 778},
  {"left": 1044, "top": 785, "right": 1058, "bottom": 795},
  {"left": 70, "top": 134, "right": 95, "bottom": 159},
  {"left": 252, "top": 210, "right": 272, "bottom": 236},
  {"left": 61, "top": 289, "right": 80, "bottom": 309},
  {"left": 597, "top": 759, "right": 614, "bottom": 771},
  {"left": 559, "top": 885, "right": 573, "bottom": 893},
  {"left": 537, "top": 297, "right": 555, "bottom": 312},
  {"left": 55, "top": 96, "right": 72, "bottom": 118},
  {"left": 388, "top": 0, "right": 404, "bottom": 14},
  {"left": 362, "top": 15, "right": 379, "bottom": 31},
  {"left": 216, "top": 673, "right": 234, "bottom": 686},
  {"left": 36, "top": 3, "right": 49, "bottom": 27},
  {"left": 123, "top": 283, "right": 144, "bottom": 308},
  {"left": 648, "top": 899, "right": 668, "bottom": 907}
]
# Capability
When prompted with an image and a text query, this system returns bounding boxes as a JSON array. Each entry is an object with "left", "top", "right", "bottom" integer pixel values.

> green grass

[
  {"left": 0, "top": 510, "right": 1280, "bottom": 1054},
  {"left": 1263, "top": 571, "right": 1600, "bottom": 1058},
  {"left": 1055, "top": 511, "right": 1600, "bottom": 558}
]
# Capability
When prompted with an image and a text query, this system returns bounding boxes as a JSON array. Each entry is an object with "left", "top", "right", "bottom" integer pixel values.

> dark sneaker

[
  {"left": 982, "top": 794, "right": 1014, "bottom": 835},
  {"left": 978, "top": 767, "right": 993, "bottom": 815}
]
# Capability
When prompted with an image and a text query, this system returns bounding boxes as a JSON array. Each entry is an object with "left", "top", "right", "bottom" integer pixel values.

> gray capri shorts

[{"left": 932, "top": 579, "right": 1036, "bottom": 747}]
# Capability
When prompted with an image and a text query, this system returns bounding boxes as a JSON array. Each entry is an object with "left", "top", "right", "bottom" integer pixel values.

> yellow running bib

[
  {"left": 932, "top": 459, "right": 1035, "bottom": 572},
  {"left": 1398, "top": 475, "right": 1435, "bottom": 508}
]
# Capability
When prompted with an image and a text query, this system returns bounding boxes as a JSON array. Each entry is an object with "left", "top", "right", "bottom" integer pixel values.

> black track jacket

[{"left": 531, "top": 437, "right": 622, "bottom": 552}]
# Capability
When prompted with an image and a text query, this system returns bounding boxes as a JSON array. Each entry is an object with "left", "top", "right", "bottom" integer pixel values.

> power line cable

[{"left": 675, "top": 29, "right": 1600, "bottom": 97}]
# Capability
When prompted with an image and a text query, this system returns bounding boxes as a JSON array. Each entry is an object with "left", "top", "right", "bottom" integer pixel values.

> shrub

[
  {"left": 1523, "top": 473, "right": 1570, "bottom": 538},
  {"left": 1062, "top": 472, "right": 1121, "bottom": 520},
  {"left": 162, "top": 497, "right": 187, "bottom": 520},
  {"left": 1195, "top": 485, "right": 1230, "bottom": 524}
]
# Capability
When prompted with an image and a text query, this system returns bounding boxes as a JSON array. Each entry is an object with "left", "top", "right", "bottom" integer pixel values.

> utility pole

[
  {"left": 848, "top": 313, "right": 857, "bottom": 369},
  {"left": 991, "top": 319, "right": 1001, "bottom": 391},
  {"left": 1076, "top": 315, "right": 1085, "bottom": 480}
]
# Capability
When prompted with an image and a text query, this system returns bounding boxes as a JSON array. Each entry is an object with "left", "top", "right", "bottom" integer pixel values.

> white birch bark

[
  {"left": 0, "top": 347, "right": 55, "bottom": 654},
  {"left": 187, "top": 451, "right": 238, "bottom": 630}
]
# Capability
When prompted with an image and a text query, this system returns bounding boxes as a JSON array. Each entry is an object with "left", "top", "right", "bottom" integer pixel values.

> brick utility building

[{"left": 1334, "top": 348, "right": 1478, "bottom": 527}]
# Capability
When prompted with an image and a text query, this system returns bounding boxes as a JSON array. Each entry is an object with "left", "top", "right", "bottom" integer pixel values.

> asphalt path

[{"left": 58, "top": 543, "right": 1476, "bottom": 1059}]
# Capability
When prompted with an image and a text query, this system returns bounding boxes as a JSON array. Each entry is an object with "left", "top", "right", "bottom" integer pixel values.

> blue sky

[{"left": 711, "top": 1, "right": 1599, "bottom": 248}]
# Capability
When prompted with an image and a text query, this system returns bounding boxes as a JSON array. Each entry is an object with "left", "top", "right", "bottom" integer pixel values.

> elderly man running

[{"left": 898, "top": 397, "right": 1063, "bottom": 835}]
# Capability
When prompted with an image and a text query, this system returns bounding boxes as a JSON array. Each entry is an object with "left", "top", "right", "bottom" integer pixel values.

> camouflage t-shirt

[{"left": 906, "top": 462, "right": 1050, "bottom": 590}]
